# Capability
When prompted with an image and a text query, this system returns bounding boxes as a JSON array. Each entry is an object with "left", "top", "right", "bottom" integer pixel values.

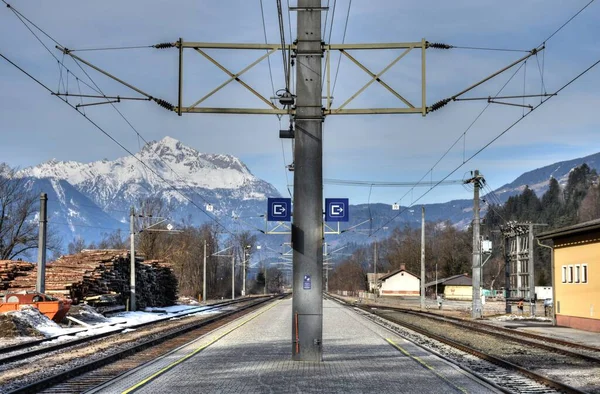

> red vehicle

[{"left": 0, "top": 292, "right": 71, "bottom": 322}]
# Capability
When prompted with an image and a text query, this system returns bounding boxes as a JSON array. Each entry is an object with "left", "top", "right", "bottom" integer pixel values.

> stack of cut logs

[{"left": 0, "top": 250, "right": 177, "bottom": 308}]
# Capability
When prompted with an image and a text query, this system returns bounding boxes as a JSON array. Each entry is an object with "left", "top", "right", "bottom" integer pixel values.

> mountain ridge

[{"left": 11, "top": 137, "right": 600, "bottom": 250}]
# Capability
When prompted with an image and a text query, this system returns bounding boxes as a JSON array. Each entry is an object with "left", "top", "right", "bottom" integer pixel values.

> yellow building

[{"left": 538, "top": 219, "right": 600, "bottom": 333}]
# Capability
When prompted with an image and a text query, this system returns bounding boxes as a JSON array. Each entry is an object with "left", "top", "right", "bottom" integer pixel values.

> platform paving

[{"left": 92, "top": 298, "right": 501, "bottom": 394}]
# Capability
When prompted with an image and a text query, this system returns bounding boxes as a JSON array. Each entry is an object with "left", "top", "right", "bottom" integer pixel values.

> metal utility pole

[
  {"left": 466, "top": 170, "right": 483, "bottom": 319},
  {"left": 292, "top": 0, "right": 323, "bottom": 362},
  {"left": 36, "top": 193, "right": 47, "bottom": 293},
  {"left": 374, "top": 241, "right": 378, "bottom": 276},
  {"left": 231, "top": 254, "right": 235, "bottom": 300},
  {"left": 264, "top": 263, "right": 267, "bottom": 295},
  {"left": 203, "top": 239, "right": 207, "bottom": 302},
  {"left": 129, "top": 206, "right": 136, "bottom": 311},
  {"left": 242, "top": 254, "right": 246, "bottom": 297},
  {"left": 420, "top": 206, "right": 425, "bottom": 310},
  {"left": 503, "top": 226, "right": 512, "bottom": 314},
  {"left": 528, "top": 223, "right": 536, "bottom": 316}
]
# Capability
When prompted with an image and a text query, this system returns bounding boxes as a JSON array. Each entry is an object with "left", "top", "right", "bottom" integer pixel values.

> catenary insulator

[
  {"left": 154, "top": 98, "right": 175, "bottom": 111},
  {"left": 427, "top": 42, "right": 453, "bottom": 49},
  {"left": 154, "top": 43, "right": 175, "bottom": 49},
  {"left": 429, "top": 98, "right": 451, "bottom": 112}
]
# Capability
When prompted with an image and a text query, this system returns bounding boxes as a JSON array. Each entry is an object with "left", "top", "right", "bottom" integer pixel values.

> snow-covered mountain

[
  {"left": 19, "top": 137, "right": 281, "bottom": 244},
  {"left": 15, "top": 136, "right": 600, "bottom": 249}
]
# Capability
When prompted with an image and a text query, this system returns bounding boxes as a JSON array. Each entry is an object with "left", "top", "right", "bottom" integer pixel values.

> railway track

[
  {"left": 384, "top": 306, "right": 600, "bottom": 363},
  {"left": 2, "top": 295, "right": 287, "bottom": 394},
  {"left": 328, "top": 295, "right": 598, "bottom": 393},
  {"left": 0, "top": 297, "right": 263, "bottom": 365}
]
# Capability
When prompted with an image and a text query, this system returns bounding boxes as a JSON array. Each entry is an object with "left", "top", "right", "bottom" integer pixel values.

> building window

[
  {"left": 562, "top": 266, "right": 567, "bottom": 283},
  {"left": 568, "top": 265, "right": 573, "bottom": 283},
  {"left": 575, "top": 265, "right": 580, "bottom": 283},
  {"left": 582, "top": 264, "right": 588, "bottom": 284}
]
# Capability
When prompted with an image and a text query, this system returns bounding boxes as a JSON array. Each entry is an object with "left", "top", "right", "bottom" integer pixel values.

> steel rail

[
  {"left": 355, "top": 305, "right": 586, "bottom": 394},
  {"left": 397, "top": 307, "right": 600, "bottom": 354},
  {"left": 325, "top": 294, "right": 586, "bottom": 394},
  {"left": 0, "top": 297, "right": 267, "bottom": 362},
  {"left": 6, "top": 294, "right": 287, "bottom": 394}
]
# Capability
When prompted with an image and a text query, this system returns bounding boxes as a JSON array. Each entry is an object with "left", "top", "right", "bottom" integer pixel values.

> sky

[{"left": 1, "top": 0, "right": 599, "bottom": 207}]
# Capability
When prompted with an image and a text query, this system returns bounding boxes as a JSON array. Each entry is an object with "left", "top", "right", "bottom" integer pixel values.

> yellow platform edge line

[
  {"left": 121, "top": 299, "right": 284, "bottom": 394},
  {"left": 385, "top": 338, "right": 468, "bottom": 394}
]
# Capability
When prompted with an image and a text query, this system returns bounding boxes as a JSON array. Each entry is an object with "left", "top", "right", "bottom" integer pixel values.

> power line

[
  {"left": 370, "top": 55, "right": 600, "bottom": 237},
  {"left": 0, "top": 51, "right": 237, "bottom": 236},
  {"left": 276, "top": 0, "right": 289, "bottom": 92},
  {"left": 381, "top": 1, "right": 597, "bottom": 232},
  {"left": 67, "top": 45, "right": 154, "bottom": 52},
  {"left": 541, "top": 0, "right": 596, "bottom": 44},
  {"left": 3, "top": 2, "right": 240, "bottom": 232},
  {"left": 451, "top": 46, "right": 530, "bottom": 53},
  {"left": 3, "top": 1, "right": 102, "bottom": 95},
  {"left": 49, "top": 221, "right": 125, "bottom": 231},
  {"left": 324, "top": 178, "right": 464, "bottom": 187},
  {"left": 321, "top": 0, "right": 336, "bottom": 92},
  {"left": 392, "top": 61, "right": 526, "bottom": 207},
  {"left": 331, "top": 0, "right": 352, "bottom": 96},
  {"left": 259, "top": 0, "right": 276, "bottom": 98},
  {"left": 321, "top": 0, "right": 331, "bottom": 38}
]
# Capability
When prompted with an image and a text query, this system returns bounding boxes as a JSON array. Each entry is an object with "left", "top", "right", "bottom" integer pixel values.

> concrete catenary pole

[
  {"left": 36, "top": 193, "right": 47, "bottom": 293},
  {"left": 242, "top": 250, "right": 247, "bottom": 297},
  {"left": 420, "top": 206, "right": 425, "bottom": 310},
  {"left": 292, "top": 0, "right": 323, "bottom": 362},
  {"left": 471, "top": 170, "right": 482, "bottom": 319},
  {"left": 129, "top": 206, "right": 136, "bottom": 311},
  {"left": 203, "top": 239, "right": 207, "bottom": 302}
]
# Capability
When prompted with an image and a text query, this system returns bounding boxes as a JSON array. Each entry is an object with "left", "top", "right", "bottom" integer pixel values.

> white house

[{"left": 378, "top": 264, "right": 420, "bottom": 297}]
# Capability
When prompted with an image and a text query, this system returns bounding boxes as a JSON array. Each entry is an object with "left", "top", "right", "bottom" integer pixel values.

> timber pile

[
  {"left": 0, "top": 261, "right": 36, "bottom": 292},
  {"left": 0, "top": 250, "right": 177, "bottom": 308}
]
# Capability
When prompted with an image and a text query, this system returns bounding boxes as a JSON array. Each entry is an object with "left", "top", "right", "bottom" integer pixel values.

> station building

[{"left": 538, "top": 219, "right": 600, "bottom": 332}]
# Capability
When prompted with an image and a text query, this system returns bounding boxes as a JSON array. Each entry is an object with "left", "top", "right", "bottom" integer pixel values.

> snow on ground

[
  {"left": 493, "top": 314, "right": 552, "bottom": 322},
  {"left": 0, "top": 303, "right": 220, "bottom": 348}
]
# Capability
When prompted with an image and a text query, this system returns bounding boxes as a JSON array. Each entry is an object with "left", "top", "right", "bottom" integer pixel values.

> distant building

[
  {"left": 425, "top": 274, "right": 472, "bottom": 300},
  {"left": 378, "top": 264, "right": 420, "bottom": 297},
  {"left": 538, "top": 219, "right": 600, "bottom": 333}
]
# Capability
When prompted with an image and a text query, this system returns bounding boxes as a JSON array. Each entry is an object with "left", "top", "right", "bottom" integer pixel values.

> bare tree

[
  {"left": 136, "top": 196, "right": 174, "bottom": 260},
  {"left": 97, "top": 229, "right": 128, "bottom": 249},
  {"left": 0, "top": 164, "right": 60, "bottom": 260},
  {"left": 67, "top": 236, "right": 88, "bottom": 255},
  {"left": 329, "top": 260, "right": 366, "bottom": 292}
]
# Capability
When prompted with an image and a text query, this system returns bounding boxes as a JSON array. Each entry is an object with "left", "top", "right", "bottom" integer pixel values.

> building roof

[
  {"left": 379, "top": 268, "right": 419, "bottom": 282},
  {"left": 537, "top": 218, "right": 600, "bottom": 240},
  {"left": 424, "top": 274, "right": 471, "bottom": 287}
]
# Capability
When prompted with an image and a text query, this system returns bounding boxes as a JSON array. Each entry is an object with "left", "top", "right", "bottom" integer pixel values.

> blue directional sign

[
  {"left": 303, "top": 275, "right": 311, "bottom": 290},
  {"left": 267, "top": 197, "right": 291, "bottom": 222},
  {"left": 325, "top": 198, "right": 349, "bottom": 222}
]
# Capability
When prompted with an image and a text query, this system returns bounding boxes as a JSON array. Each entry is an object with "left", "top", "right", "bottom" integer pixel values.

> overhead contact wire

[
  {"left": 371, "top": 56, "right": 600, "bottom": 237},
  {"left": 0, "top": 52, "right": 236, "bottom": 236}
]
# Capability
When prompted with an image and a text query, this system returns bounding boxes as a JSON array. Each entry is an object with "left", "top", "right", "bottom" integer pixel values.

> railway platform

[{"left": 91, "top": 298, "right": 501, "bottom": 394}]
